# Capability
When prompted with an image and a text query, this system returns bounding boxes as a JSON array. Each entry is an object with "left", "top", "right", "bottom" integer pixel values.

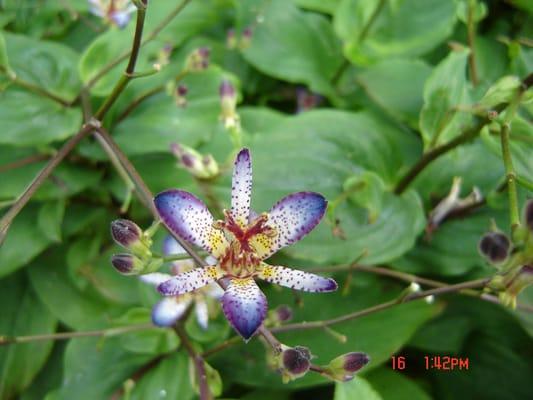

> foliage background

[{"left": 0, "top": 0, "right": 532, "bottom": 399}]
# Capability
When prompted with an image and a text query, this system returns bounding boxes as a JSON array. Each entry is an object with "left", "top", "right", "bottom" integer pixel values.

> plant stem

[
  {"left": 0, "top": 154, "right": 49, "bottom": 173},
  {"left": 466, "top": 0, "right": 479, "bottom": 86},
  {"left": 270, "top": 278, "right": 490, "bottom": 333},
  {"left": 359, "top": 0, "right": 386, "bottom": 41},
  {"left": 516, "top": 175, "right": 533, "bottom": 191},
  {"left": 500, "top": 122, "right": 520, "bottom": 230},
  {"left": 0, "top": 323, "right": 155, "bottom": 346},
  {"left": 9, "top": 75, "right": 71, "bottom": 106},
  {"left": 174, "top": 323, "right": 212, "bottom": 400}
]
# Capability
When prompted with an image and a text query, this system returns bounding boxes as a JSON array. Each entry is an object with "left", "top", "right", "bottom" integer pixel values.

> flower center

[{"left": 215, "top": 210, "right": 275, "bottom": 278}]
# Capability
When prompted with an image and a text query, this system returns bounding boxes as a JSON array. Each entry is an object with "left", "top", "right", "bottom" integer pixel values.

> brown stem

[
  {"left": 115, "top": 85, "right": 164, "bottom": 123},
  {"left": 9, "top": 75, "right": 71, "bottom": 106},
  {"left": 174, "top": 323, "right": 212, "bottom": 400},
  {"left": 466, "top": 0, "right": 479, "bottom": 86},
  {"left": 0, "top": 154, "right": 49, "bottom": 173}
]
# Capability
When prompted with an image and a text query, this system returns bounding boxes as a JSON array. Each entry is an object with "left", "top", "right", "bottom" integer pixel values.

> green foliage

[{"left": 0, "top": 0, "right": 532, "bottom": 399}]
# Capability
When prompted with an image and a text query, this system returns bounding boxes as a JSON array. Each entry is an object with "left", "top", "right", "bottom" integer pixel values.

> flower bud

[
  {"left": 170, "top": 143, "right": 219, "bottom": 179},
  {"left": 276, "top": 305, "right": 293, "bottom": 322},
  {"left": 500, "top": 265, "right": 533, "bottom": 309},
  {"left": 478, "top": 232, "right": 511, "bottom": 264},
  {"left": 227, "top": 29, "right": 237, "bottom": 49},
  {"left": 111, "top": 253, "right": 145, "bottom": 275},
  {"left": 239, "top": 27, "right": 253, "bottom": 49},
  {"left": 323, "top": 352, "right": 370, "bottom": 382},
  {"left": 279, "top": 346, "right": 311, "bottom": 382},
  {"left": 219, "top": 80, "right": 239, "bottom": 129},
  {"left": 524, "top": 199, "right": 533, "bottom": 233},
  {"left": 110, "top": 219, "right": 151, "bottom": 258},
  {"left": 185, "top": 47, "right": 210, "bottom": 72},
  {"left": 175, "top": 84, "right": 188, "bottom": 107}
]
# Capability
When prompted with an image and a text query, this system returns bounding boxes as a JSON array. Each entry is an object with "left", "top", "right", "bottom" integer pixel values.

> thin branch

[
  {"left": 516, "top": 175, "right": 533, "bottom": 192},
  {"left": 466, "top": 0, "right": 479, "bottom": 86},
  {"left": 0, "top": 154, "right": 49, "bottom": 173},
  {"left": 0, "top": 323, "right": 155, "bottom": 346},
  {"left": 270, "top": 278, "right": 490, "bottom": 333},
  {"left": 500, "top": 122, "right": 520, "bottom": 230},
  {"left": 115, "top": 85, "right": 164, "bottom": 123},
  {"left": 175, "top": 323, "right": 212, "bottom": 400},
  {"left": 9, "top": 75, "right": 71, "bottom": 106}
]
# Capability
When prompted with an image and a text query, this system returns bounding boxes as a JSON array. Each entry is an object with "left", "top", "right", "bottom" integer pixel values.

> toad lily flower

[
  {"left": 139, "top": 236, "right": 222, "bottom": 328},
  {"left": 154, "top": 148, "right": 337, "bottom": 340},
  {"left": 88, "top": 0, "right": 136, "bottom": 29}
]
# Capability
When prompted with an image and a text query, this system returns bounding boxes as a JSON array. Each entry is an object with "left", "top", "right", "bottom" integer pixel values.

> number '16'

[{"left": 391, "top": 356, "right": 406, "bottom": 370}]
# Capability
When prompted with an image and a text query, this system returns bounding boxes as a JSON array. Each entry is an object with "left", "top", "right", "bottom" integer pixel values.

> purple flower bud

[
  {"left": 325, "top": 352, "right": 370, "bottom": 381},
  {"left": 242, "top": 27, "right": 253, "bottom": 39},
  {"left": 111, "top": 253, "right": 145, "bottom": 275},
  {"left": 343, "top": 352, "right": 370, "bottom": 373},
  {"left": 479, "top": 232, "right": 511, "bottom": 263},
  {"left": 524, "top": 200, "right": 533, "bottom": 232},
  {"left": 177, "top": 84, "right": 188, "bottom": 97},
  {"left": 219, "top": 80, "right": 235, "bottom": 100},
  {"left": 169, "top": 143, "right": 219, "bottom": 179},
  {"left": 275, "top": 305, "right": 293, "bottom": 322},
  {"left": 110, "top": 219, "right": 142, "bottom": 249},
  {"left": 227, "top": 29, "right": 237, "bottom": 49},
  {"left": 239, "top": 27, "right": 253, "bottom": 49},
  {"left": 185, "top": 47, "right": 210, "bottom": 71},
  {"left": 282, "top": 346, "right": 310, "bottom": 376}
]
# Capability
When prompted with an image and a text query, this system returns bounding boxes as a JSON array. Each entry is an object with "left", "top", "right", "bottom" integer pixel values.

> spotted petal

[
  {"left": 162, "top": 235, "right": 187, "bottom": 256},
  {"left": 230, "top": 148, "right": 252, "bottom": 226},
  {"left": 222, "top": 278, "right": 267, "bottom": 340},
  {"left": 154, "top": 190, "right": 228, "bottom": 257},
  {"left": 157, "top": 266, "right": 223, "bottom": 296},
  {"left": 250, "top": 192, "right": 327, "bottom": 260},
  {"left": 258, "top": 264, "right": 337, "bottom": 292},
  {"left": 151, "top": 297, "right": 191, "bottom": 327},
  {"left": 139, "top": 272, "right": 173, "bottom": 286}
]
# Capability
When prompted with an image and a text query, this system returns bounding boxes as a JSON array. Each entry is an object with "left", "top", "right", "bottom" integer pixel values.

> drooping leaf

[
  {"left": 334, "top": 376, "right": 382, "bottom": 400},
  {"left": 366, "top": 368, "right": 431, "bottom": 400}
]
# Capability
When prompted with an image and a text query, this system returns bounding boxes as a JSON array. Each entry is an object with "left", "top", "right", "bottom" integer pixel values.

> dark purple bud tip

[
  {"left": 479, "top": 232, "right": 511, "bottom": 263},
  {"left": 343, "top": 352, "right": 370, "bottom": 373},
  {"left": 276, "top": 305, "right": 293, "bottom": 322},
  {"left": 198, "top": 47, "right": 210, "bottom": 58},
  {"left": 177, "top": 84, "right": 188, "bottom": 97},
  {"left": 283, "top": 347, "right": 311, "bottom": 375},
  {"left": 243, "top": 26, "right": 253, "bottom": 38},
  {"left": 524, "top": 200, "right": 533, "bottom": 232},
  {"left": 219, "top": 79, "right": 235, "bottom": 99},
  {"left": 110, "top": 219, "right": 142, "bottom": 248},
  {"left": 111, "top": 253, "right": 142, "bottom": 275}
]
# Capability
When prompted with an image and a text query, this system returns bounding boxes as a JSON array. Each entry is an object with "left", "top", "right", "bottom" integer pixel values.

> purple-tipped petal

[
  {"left": 154, "top": 190, "right": 228, "bottom": 257},
  {"left": 258, "top": 264, "right": 337, "bottom": 292},
  {"left": 162, "top": 235, "right": 186, "bottom": 256},
  {"left": 251, "top": 192, "right": 327, "bottom": 260},
  {"left": 139, "top": 272, "right": 173, "bottom": 286},
  {"left": 230, "top": 148, "right": 252, "bottom": 226},
  {"left": 157, "top": 266, "right": 223, "bottom": 296},
  {"left": 151, "top": 297, "right": 191, "bottom": 327},
  {"left": 222, "top": 278, "right": 267, "bottom": 340}
]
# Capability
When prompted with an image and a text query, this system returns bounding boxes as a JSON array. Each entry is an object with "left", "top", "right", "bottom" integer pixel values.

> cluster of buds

[
  {"left": 88, "top": 0, "right": 137, "bottom": 29},
  {"left": 184, "top": 47, "right": 210, "bottom": 72},
  {"left": 153, "top": 43, "right": 173, "bottom": 70},
  {"left": 226, "top": 27, "right": 253, "bottom": 50},
  {"left": 170, "top": 143, "right": 219, "bottom": 180},
  {"left": 110, "top": 219, "right": 161, "bottom": 275},
  {"left": 321, "top": 352, "right": 370, "bottom": 382},
  {"left": 481, "top": 200, "right": 533, "bottom": 308},
  {"left": 219, "top": 80, "right": 240, "bottom": 130}
]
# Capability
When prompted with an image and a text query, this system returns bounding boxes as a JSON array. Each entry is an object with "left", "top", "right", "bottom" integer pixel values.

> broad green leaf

[
  {"left": 0, "top": 31, "right": 14, "bottom": 77},
  {"left": 0, "top": 206, "right": 56, "bottom": 278},
  {"left": 242, "top": 0, "right": 343, "bottom": 97},
  {"left": 293, "top": 0, "right": 340, "bottom": 14},
  {"left": 0, "top": 89, "right": 82, "bottom": 147},
  {"left": 456, "top": 0, "right": 488, "bottom": 24},
  {"left": 20, "top": 343, "right": 65, "bottom": 400},
  {"left": 210, "top": 110, "right": 425, "bottom": 265},
  {"left": 211, "top": 277, "right": 438, "bottom": 388},
  {"left": 366, "top": 368, "right": 431, "bottom": 400},
  {"left": 130, "top": 352, "right": 194, "bottom": 400},
  {"left": 0, "top": 273, "right": 57, "bottom": 399},
  {"left": 356, "top": 59, "right": 432, "bottom": 128},
  {"left": 408, "top": 315, "right": 473, "bottom": 354},
  {"left": 344, "top": 171, "right": 386, "bottom": 224},
  {"left": 479, "top": 76, "right": 522, "bottom": 109},
  {"left": 28, "top": 247, "right": 124, "bottom": 330},
  {"left": 56, "top": 337, "right": 153, "bottom": 400},
  {"left": 419, "top": 48, "right": 471, "bottom": 149},
  {"left": 37, "top": 200, "right": 66, "bottom": 243},
  {"left": 2, "top": 32, "right": 81, "bottom": 100},
  {"left": 334, "top": 0, "right": 457, "bottom": 64},
  {"left": 334, "top": 376, "right": 382, "bottom": 400}
]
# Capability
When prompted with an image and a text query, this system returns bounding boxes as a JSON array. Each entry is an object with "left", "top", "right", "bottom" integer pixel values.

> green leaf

[
  {"left": 294, "top": 0, "right": 340, "bottom": 14},
  {"left": 408, "top": 315, "right": 473, "bottom": 354},
  {"left": 456, "top": 0, "right": 488, "bottom": 24},
  {"left": 356, "top": 59, "right": 432, "bottom": 128},
  {"left": 20, "top": 343, "right": 65, "bottom": 400},
  {"left": 419, "top": 48, "right": 471, "bottom": 149},
  {"left": 0, "top": 31, "right": 14, "bottom": 78},
  {"left": 334, "top": 376, "right": 382, "bottom": 400},
  {"left": 2, "top": 32, "right": 81, "bottom": 101},
  {"left": 241, "top": 0, "right": 343, "bottom": 97},
  {"left": 0, "top": 89, "right": 82, "bottom": 147},
  {"left": 130, "top": 352, "right": 194, "bottom": 400},
  {"left": 211, "top": 277, "right": 438, "bottom": 389},
  {"left": 479, "top": 76, "right": 522, "bottom": 109},
  {"left": 38, "top": 200, "right": 66, "bottom": 243},
  {"left": 334, "top": 0, "right": 457, "bottom": 64},
  {"left": 56, "top": 337, "right": 153, "bottom": 400},
  {"left": 366, "top": 368, "right": 431, "bottom": 400},
  {"left": 0, "top": 273, "right": 57, "bottom": 399},
  {"left": 343, "top": 171, "right": 386, "bottom": 224}
]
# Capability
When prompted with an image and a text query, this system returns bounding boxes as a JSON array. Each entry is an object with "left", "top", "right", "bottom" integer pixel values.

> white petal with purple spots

[
  {"left": 139, "top": 272, "right": 173, "bottom": 286},
  {"left": 157, "top": 266, "right": 223, "bottom": 296},
  {"left": 230, "top": 148, "right": 252, "bottom": 226},
  {"left": 222, "top": 278, "right": 267, "bottom": 340},
  {"left": 151, "top": 297, "right": 191, "bottom": 327},
  {"left": 154, "top": 190, "right": 228, "bottom": 257},
  {"left": 258, "top": 264, "right": 337, "bottom": 292}
]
